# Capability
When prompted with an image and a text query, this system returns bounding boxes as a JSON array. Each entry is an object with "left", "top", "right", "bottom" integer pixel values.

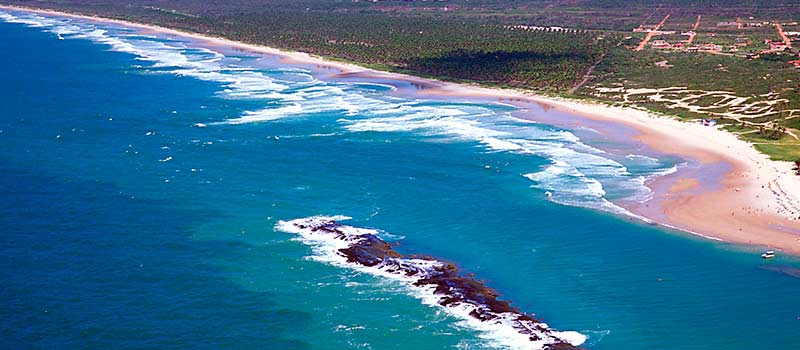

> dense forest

[
  {"left": 1, "top": 1, "right": 796, "bottom": 89},
  {"left": 2, "top": 0, "right": 799, "bottom": 159},
  {"left": 0, "top": 0, "right": 619, "bottom": 90}
]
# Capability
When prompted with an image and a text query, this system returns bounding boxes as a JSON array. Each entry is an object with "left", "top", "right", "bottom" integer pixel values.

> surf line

[{"left": 277, "top": 216, "right": 586, "bottom": 350}]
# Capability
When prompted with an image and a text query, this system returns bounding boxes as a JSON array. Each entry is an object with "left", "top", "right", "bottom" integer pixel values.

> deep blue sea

[{"left": 1, "top": 10, "right": 799, "bottom": 350}]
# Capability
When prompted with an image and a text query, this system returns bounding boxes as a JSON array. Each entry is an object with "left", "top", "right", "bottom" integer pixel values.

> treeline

[
  {"left": 221, "top": 10, "right": 615, "bottom": 89},
  {"left": 3, "top": 0, "right": 618, "bottom": 90}
]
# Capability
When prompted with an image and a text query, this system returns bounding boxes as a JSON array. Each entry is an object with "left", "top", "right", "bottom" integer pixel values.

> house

[
  {"left": 651, "top": 40, "right": 672, "bottom": 49},
  {"left": 681, "top": 31, "right": 696, "bottom": 36},
  {"left": 699, "top": 43, "right": 721, "bottom": 52},
  {"left": 769, "top": 41, "right": 789, "bottom": 51},
  {"left": 686, "top": 46, "right": 700, "bottom": 52},
  {"left": 789, "top": 60, "right": 800, "bottom": 68},
  {"left": 717, "top": 21, "right": 739, "bottom": 27}
]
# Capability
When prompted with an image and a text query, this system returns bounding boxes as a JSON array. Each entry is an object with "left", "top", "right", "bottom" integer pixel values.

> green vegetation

[
  {"left": 583, "top": 14, "right": 800, "bottom": 161},
  {"left": 1, "top": 0, "right": 621, "bottom": 90},
  {"left": 2, "top": 0, "right": 798, "bottom": 159},
  {"left": 753, "top": 143, "right": 800, "bottom": 162}
]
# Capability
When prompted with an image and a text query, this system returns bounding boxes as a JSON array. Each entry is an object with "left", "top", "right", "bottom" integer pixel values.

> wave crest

[{"left": 276, "top": 216, "right": 586, "bottom": 350}]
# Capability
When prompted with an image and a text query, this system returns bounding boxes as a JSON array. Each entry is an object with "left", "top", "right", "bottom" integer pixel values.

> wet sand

[{"left": 4, "top": 4, "right": 800, "bottom": 255}]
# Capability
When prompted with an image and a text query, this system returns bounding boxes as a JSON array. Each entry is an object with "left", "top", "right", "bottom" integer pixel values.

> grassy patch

[{"left": 754, "top": 143, "right": 800, "bottom": 161}]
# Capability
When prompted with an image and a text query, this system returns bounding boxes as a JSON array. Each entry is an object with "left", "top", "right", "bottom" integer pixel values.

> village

[
  {"left": 632, "top": 13, "right": 800, "bottom": 68},
  {"left": 584, "top": 10, "right": 800, "bottom": 169}
]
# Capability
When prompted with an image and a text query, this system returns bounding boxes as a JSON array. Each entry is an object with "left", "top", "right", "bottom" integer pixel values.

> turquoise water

[{"left": 1, "top": 10, "right": 798, "bottom": 350}]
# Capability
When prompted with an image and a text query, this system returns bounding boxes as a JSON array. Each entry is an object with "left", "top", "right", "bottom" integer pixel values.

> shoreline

[{"left": 3, "top": 4, "right": 800, "bottom": 255}]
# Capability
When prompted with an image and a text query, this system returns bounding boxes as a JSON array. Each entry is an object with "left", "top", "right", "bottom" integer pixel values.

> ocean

[{"left": 1, "top": 10, "right": 798, "bottom": 350}]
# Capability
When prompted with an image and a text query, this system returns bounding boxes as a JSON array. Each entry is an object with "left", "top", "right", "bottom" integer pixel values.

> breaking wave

[
  {"left": 276, "top": 216, "right": 587, "bottom": 350},
  {"left": 0, "top": 9, "right": 678, "bottom": 218}
]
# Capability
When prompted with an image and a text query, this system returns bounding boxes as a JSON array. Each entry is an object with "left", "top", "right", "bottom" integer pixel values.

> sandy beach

[{"left": 4, "top": 4, "right": 800, "bottom": 255}]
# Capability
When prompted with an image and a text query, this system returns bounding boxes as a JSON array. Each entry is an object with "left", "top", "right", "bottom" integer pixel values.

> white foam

[
  {"left": 1, "top": 9, "right": 680, "bottom": 221},
  {"left": 625, "top": 154, "right": 660, "bottom": 163},
  {"left": 343, "top": 102, "right": 632, "bottom": 172},
  {"left": 276, "top": 216, "right": 587, "bottom": 350},
  {"left": 0, "top": 11, "right": 52, "bottom": 27},
  {"left": 221, "top": 103, "right": 304, "bottom": 124},
  {"left": 525, "top": 160, "right": 606, "bottom": 198},
  {"left": 349, "top": 82, "right": 399, "bottom": 91},
  {"left": 0, "top": 12, "right": 15, "bottom": 22},
  {"left": 338, "top": 100, "right": 675, "bottom": 218},
  {"left": 0, "top": 11, "right": 307, "bottom": 117}
]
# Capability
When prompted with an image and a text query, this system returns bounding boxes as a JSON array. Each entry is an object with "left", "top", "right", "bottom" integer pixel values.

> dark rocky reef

[{"left": 292, "top": 218, "right": 583, "bottom": 350}]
